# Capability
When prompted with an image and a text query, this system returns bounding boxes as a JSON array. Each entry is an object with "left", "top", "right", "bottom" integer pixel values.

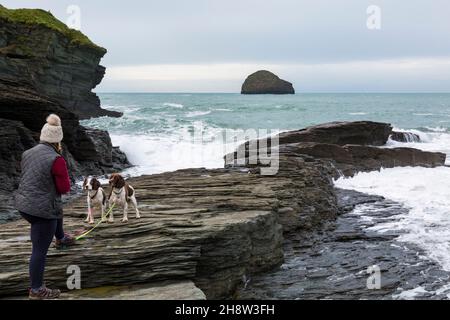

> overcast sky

[{"left": 3, "top": 0, "right": 450, "bottom": 92}]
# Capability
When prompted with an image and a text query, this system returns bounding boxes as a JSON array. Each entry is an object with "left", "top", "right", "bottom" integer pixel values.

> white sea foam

[
  {"left": 109, "top": 126, "right": 240, "bottom": 177},
  {"left": 336, "top": 127, "right": 450, "bottom": 298},
  {"left": 185, "top": 110, "right": 211, "bottom": 118},
  {"left": 348, "top": 112, "right": 367, "bottom": 115},
  {"left": 213, "top": 108, "right": 232, "bottom": 112},
  {"left": 387, "top": 127, "right": 450, "bottom": 164},
  {"left": 336, "top": 166, "right": 450, "bottom": 271},
  {"left": 163, "top": 102, "right": 184, "bottom": 108},
  {"left": 392, "top": 287, "right": 429, "bottom": 300}
]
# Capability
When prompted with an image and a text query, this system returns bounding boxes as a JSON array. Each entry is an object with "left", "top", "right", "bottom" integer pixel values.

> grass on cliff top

[{"left": 0, "top": 5, "right": 105, "bottom": 53}]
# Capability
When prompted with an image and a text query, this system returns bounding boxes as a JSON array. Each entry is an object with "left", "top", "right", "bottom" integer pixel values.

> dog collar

[{"left": 89, "top": 190, "right": 99, "bottom": 199}]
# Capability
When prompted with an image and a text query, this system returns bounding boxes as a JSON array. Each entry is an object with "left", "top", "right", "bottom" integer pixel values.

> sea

[{"left": 82, "top": 92, "right": 450, "bottom": 298}]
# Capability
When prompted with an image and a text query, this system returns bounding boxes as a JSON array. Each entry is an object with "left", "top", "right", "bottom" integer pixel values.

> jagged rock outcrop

[
  {"left": 225, "top": 121, "right": 445, "bottom": 178},
  {"left": 0, "top": 68, "right": 130, "bottom": 188},
  {"left": 0, "top": 5, "right": 120, "bottom": 119},
  {"left": 241, "top": 70, "right": 295, "bottom": 94},
  {"left": 283, "top": 142, "right": 445, "bottom": 177},
  {"left": 278, "top": 121, "right": 393, "bottom": 146}
]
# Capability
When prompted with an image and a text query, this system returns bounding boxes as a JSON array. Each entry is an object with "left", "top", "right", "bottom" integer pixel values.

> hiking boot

[
  {"left": 55, "top": 233, "right": 75, "bottom": 249},
  {"left": 28, "top": 287, "right": 61, "bottom": 300}
]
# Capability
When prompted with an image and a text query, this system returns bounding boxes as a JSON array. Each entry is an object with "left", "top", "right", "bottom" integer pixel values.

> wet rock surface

[{"left": 236, "top": 189, "right": 450, "bottom": 300}]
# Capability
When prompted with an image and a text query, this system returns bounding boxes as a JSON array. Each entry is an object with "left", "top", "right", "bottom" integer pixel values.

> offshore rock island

[{"left": 241, "top": 70, "right": 295, "bottom": 94}]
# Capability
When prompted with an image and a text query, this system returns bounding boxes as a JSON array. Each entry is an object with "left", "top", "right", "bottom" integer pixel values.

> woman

[{"left": 15, "top": 114, "right": 75, "bottom": 300}]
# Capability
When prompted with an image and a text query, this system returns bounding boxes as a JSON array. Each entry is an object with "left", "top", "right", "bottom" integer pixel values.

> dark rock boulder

[
  {"left": 0, "top": 6, "right": 120, "bottom": 119},
  {"left": 390, "top": 131, "right": 421, "bottom": 143},
  {"left": 225, "top": 121, "right": 394, "bottom": 163},
  {"left": 0, "top": 118, "right": 36, "bottom": 192},
  {"left": 224, "top": 121, "right": 445, "bottom": 179},
  {"left": 285, "top": 142, "right": 446, "bottom": 177},
  {"left": 241, "top": 70, "right": 295, "bottom": 94},
  {"left": 278, "top": 121, "right": 393, "bottom": 146}
]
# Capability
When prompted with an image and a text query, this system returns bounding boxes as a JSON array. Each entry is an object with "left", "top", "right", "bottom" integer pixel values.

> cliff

[
  {"left": 0, "top": 5, "right": 120, "bottom": 119},
  {"left": 0, "top": 6, "right": 130, "bottom": 219},
  {"left": 241, "top": 70, "right": 295, "bottom": 94}
]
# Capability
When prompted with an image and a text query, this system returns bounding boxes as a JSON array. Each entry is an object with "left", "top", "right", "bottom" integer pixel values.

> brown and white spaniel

[
  {"left": 82, "top": 176, "right": 107, "bottom": 224},
  {"left": 108, "top": 173, "right": 140, "bottom": 223}
]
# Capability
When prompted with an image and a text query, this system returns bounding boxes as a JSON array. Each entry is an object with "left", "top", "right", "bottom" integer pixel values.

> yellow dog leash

[{"left": 75, "top": 203, "right": 116, "bottom": 241}]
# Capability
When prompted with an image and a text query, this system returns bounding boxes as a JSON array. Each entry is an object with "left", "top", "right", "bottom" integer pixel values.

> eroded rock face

[
  {"left": 285, "top": 142, "right": 445, "bottom": 177},
  {"left": 0, "top": 82, "right": 131, "bottom": 189},
  {"left": 0, "top": 118, "right": 35, "bottom": 192},
  {"left": 241, "top": 70, "right": 295, "bottom": 94},
  {"left": 225, "top": 121, "right": 445, "bottom": 178},
  {"left": 0, "top": 10, "right": 120, "bottom": 119},
  {"left": 278, "top": 121, "right": 393, "bottom": 146}
]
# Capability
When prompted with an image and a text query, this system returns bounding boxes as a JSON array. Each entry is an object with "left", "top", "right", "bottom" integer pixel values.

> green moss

[{"left": 0, "top": 5, "right": 105, "bottom": 53}]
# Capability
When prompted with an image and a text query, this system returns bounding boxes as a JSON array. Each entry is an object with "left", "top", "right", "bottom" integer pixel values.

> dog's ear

[
  {"left": 109, "top": 173, "right": 116, "bottom": 184},
  {"left": 83, "top": 177, "right": 88, "bottom": 188},
  {"left": 92, "top": 178, "right": 101, "bottom": 190},
  {"left": 116, "top": 175, "right": 125, "bottom": 188}
]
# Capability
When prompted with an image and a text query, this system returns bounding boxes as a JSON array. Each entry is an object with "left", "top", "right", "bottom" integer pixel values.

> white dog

[
  {"left": 108, "top": 173, "right": 140, "bottom": 223},
  {"left": 82, "top": 176, "right": 107, "bottom": 224}
]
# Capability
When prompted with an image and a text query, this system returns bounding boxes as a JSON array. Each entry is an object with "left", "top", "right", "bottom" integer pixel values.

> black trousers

[{"left": 20, "top": 212, "right": 64, "bottom": 290}]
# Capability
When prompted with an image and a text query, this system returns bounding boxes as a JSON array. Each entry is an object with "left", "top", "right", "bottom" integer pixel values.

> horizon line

[{"left": 95, "top": 91, "right": 450, "bottom": 94}]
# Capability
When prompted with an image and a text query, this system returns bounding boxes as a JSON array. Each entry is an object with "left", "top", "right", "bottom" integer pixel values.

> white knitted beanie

[{"left": 40, "top": 114, "right": 63, "bottom": 143}]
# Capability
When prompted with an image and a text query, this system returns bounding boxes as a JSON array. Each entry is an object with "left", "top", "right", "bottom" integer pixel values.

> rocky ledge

[
  {"left": 241, "top": 70, "right": 295, "bottom": 94},
  {"left": 0, "top": 6, "right": 131, "bottom": 220},
  {"left": 225, "top": 121, "right": 445, "bottom": 177},
  {"left": 0, "top": 121, "right": 445, "bottom": 300}
]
